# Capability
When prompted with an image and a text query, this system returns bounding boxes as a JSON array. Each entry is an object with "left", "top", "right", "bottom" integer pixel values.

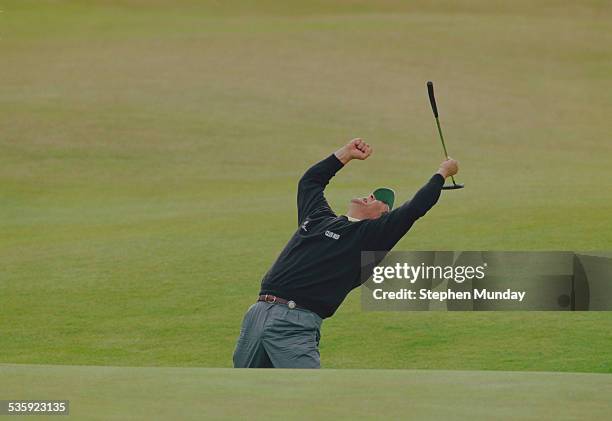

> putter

[{"left": 427, "top": 81, "right": 464, "bottom": 190}]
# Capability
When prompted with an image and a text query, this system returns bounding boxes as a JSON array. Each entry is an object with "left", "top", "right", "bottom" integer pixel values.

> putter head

[{"left": 442, "top": 183, "right": 464, "bottom": 190}]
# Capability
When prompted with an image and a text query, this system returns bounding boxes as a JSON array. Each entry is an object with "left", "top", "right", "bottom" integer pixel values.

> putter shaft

[{"left": 434, "top": 117, "right": 458, "bottom": 185}]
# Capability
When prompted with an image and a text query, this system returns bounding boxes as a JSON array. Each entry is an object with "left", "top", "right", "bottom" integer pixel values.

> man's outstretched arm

[
  {"left": 297, "top": 138, "right": 372, "bottom": 225},
  {"left": 361, "top": 158, "right": 459, "bottom": 250}
]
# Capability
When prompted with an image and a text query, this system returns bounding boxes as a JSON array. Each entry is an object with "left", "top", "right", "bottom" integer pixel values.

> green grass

[
  {"left": 1, "top": 1, "right": 612, "bottom": 371},
  {"left": 2, "top": 365, "right": 611, "bottom": 420}
]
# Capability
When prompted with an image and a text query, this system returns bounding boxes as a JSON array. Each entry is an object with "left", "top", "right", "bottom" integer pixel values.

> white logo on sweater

[{"left": 325, "top": 230, "right": 340, "bottom": 240}]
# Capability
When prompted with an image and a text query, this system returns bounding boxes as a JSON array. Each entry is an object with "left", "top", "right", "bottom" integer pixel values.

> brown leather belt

[{"left": 258, "top": 294, "right": 301, "bottom": 310}]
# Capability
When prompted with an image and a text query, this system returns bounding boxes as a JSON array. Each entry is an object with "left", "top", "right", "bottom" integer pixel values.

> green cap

[{"left": 373, "top": 187, "right": 395, "bottom": 210}]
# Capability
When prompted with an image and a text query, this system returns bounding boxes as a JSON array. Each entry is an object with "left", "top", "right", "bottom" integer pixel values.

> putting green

[
  {"left": 1, "top": 0, "right": 611, "bottom": 371},
  {"left": 1, "top": 364, "right": 611, "bottom": 420}
]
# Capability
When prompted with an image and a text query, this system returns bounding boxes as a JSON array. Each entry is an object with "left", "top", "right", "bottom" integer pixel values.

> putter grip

[{"left": 427, "top": 81, "right": 438, "bottom": 118}]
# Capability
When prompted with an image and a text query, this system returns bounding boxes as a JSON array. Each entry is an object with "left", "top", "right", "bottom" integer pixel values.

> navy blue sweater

[{"left": 260, "top": 154, "right": 444, "bottom": 318}]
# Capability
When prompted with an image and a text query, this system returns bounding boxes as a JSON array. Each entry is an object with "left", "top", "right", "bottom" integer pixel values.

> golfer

[{"left": 233, "top": 138, "right": 459, "bottom": 368}]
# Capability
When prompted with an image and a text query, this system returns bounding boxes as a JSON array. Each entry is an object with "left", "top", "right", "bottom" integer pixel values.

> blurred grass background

[{"left": 1, "top": 0, "right": 611, "bottom": 370}]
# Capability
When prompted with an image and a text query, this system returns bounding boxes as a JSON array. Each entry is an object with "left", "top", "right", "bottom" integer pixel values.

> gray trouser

[{"left": 233, "top": 301, "right": 323, "bottom": 368}]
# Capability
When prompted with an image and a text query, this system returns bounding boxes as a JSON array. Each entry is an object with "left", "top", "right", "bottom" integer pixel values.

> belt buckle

[{"left": 265, "top": 294, "right": 276, "bottom": 303}]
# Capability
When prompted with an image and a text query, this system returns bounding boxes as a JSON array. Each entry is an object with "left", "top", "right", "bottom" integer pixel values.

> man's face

[{"left": 348, "top": 193, "right": 390, "bottom": 220}]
